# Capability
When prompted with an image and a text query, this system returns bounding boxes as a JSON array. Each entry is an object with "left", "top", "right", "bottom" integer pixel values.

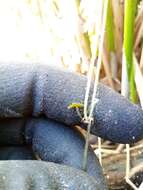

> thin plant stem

[
  {"left": 83, "top": 1, "right": 103, "bottom": 121},
  {"left": 82, "top": 0, "right": 109, "bottom": 171},
  {"left": 89, "top": 0, "right": 109, "bottom": 119},
  {"left": 106, "top": 0, "right": 118, "bottom": 79},
  {"left": 98, "top": 137, "right": 102, "bottom": 166},
  {"left": 122, "top": 1, "right": 138, "bottom": 189},
  {"left": 82, "top": 119, "right": 92, "bottom": 171},
  {"left": 126, "top": 144, "right": 130, "bottom": 179}
]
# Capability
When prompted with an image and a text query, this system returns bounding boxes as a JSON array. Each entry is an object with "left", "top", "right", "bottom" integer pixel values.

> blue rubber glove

[
  {"left": 0, "top": 63, "right": 142, "bottom": 143},
  {"left": 0, "top": 117, "right": 107, "bottom": 189},
  {"left": 0, "top": 161, "right": 104, "bottom": 190},
  {"left": 0, "top": 62, "right": 142, "bottom": 189}
]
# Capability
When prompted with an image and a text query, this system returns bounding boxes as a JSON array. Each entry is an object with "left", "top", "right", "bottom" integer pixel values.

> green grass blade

[{"left": 123, "top": 0, "right": 138, "bottom": 102}]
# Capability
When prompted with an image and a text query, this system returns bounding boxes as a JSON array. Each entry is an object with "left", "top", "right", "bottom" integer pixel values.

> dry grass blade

[
  {"left": 134, "top": 54, "right": 143, "bottom": 107},
  {"left": 125, "top": 178, "right": 138, "bottom": 190},
  {"left": 111, "top": 0, "right": 124, "bottom": 63},
  {"left": 135, "top": 1, "right": 143, "bottom": 36},
  {"left": 140, "top": 46, "right": 143, "bottom": 71},
  {"left": 102, "top": 45, "right": 115, "bottom": 88},
  {"left": 134, "top": 22, "right": 143, "bottom": 50}
]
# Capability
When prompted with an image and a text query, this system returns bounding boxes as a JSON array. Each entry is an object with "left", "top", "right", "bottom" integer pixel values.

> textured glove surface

[
  {"left": 0, "top": 63, "right": 142, "bottom": 143},
  {"left": 0, "top": 62, "right": 141, "bottom": 189},
  {"left": 0, "top": 118, "right": 107, "bottom": 189},
  {"left": 0, "top": 161, "right": 103, "bottom": 190}
]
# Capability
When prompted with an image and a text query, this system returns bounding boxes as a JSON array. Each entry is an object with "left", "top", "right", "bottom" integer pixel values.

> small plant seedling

[
  {"left": 68, "top": 102, "right": 84, "bottom": 120},
  {"left": 68, "top": 102, "right": 84, "bottom": 109}
]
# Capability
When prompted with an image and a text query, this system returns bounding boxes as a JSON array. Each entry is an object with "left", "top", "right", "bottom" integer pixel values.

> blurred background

[
  {"left": 0, "top": 0, "right": 122, "bottom": 75},
  {"left": 0, "top": 0, "right": 90, "bottom": 71},
  {"left": 1, "top": 0, "right": 142, "bottom": 94}
]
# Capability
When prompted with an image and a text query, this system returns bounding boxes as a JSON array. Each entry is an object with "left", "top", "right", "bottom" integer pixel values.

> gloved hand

[
  {"left": 0, "top": 117, "right": 107, "bottom": 189},
  {"left": 0, "top": 62, "right": 143, "bottom": 189},
  {"left": 0, "top": 62, "right": 143, "bottom": 143},
  {"left": 0, "top": 161, "right": 102, "bottom": 190}
]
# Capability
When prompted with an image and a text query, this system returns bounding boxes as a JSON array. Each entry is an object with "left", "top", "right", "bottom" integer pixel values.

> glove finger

[
  {"left": 25, "top": 117, "right": 107, "bottom": 189},
  {"left": 0, "top": 160, "right": 106, "bottom": 190},
  {"left": 0, "top": 63, "right": 142, "bottom": 143},
  {"left": 0, "top": 117, "right": 107, "bottom": 188}
]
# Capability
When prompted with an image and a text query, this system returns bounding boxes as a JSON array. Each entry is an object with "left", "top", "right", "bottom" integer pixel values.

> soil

[{"left": 96, "top": 140, "right": 143, "bottom": 189}]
